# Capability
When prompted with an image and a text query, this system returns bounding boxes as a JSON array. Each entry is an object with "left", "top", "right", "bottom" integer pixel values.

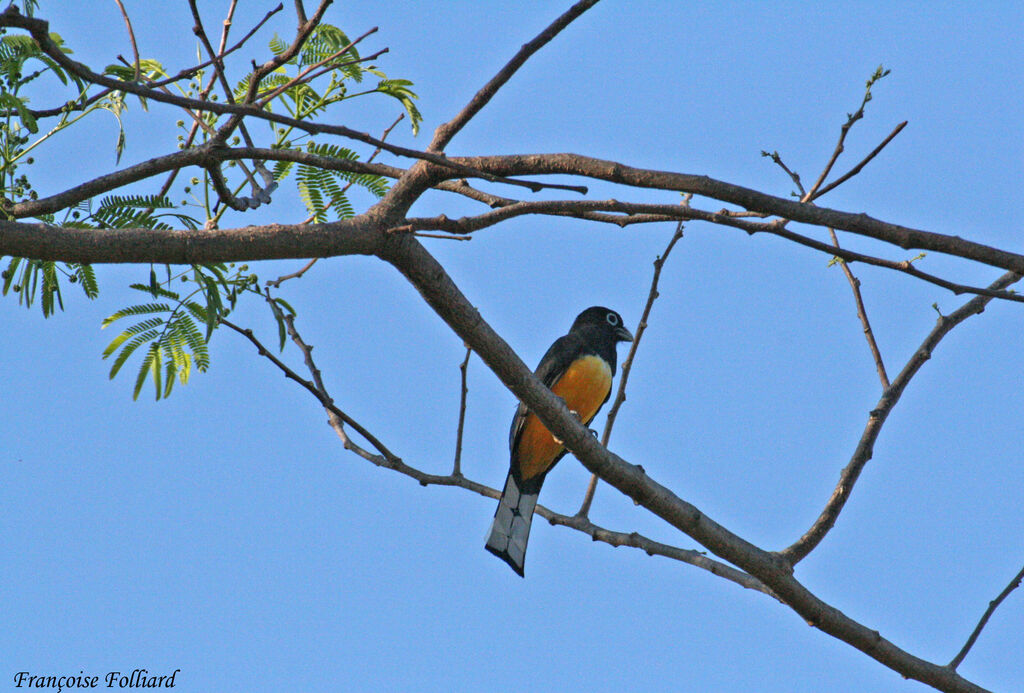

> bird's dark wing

[{"left": 508, "top": 332, "right": 586, "bottom": 453}]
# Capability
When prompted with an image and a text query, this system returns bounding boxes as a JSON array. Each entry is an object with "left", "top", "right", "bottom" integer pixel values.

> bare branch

[
  {"left": 540, "top": 511, "right": 775, "bottom": 598},
  {"left": 762, "top": 150, "right": 806, "bottom": 197},
  {"left": 578, "top": 221, "right": 684, "bottom": 517},
  {"left": 828, "top": 228, "right": 890, "bottom": 388},
  {"left": 402, "top": 198, "right": 1024, "bottom": 305},
  {"left": 429, "top": 0, "right": 601, "bottom": 151},
  {"left": 266, "top": 258, "right": 319, "bottom": 288},
  {"left": 452, "top": 347, "right": 472, "bottom": 476},
  {"left": 293, "top": 0, "right": 308, "bottom": 25},
  {"left": 226, "top": 305, "right": 762, "bottom": 592},
  {"left": 811, "top": 121, "right": 908, "bottom": 201},
  {"left": 781, "top": 270, "right": 1023, "bottom": 564},
  {"left": 377, "top": 231, "right": 990, "bottom": 693},
  {"left": 449, "top": 151, "right": 1024, "bottom": 276},
  {"left": 111, "top": 0, "right": 141, "bottom": 82},
  {"left": 221, "top": 316, "right": 400, "bottom": 465},
  {"left": 949, "top": 563, "right": 1024, "bottom": 670},
  {"left": 803, "top": 66, "right": 891, "bottom": 201}
]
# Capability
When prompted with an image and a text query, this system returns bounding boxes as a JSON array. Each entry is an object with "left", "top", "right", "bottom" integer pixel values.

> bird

[{"left": 485, "top": 306, "right": 633, "bottom": 576}]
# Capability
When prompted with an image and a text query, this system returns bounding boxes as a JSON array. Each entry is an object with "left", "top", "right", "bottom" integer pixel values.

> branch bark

[
  {"left": 781, "top": 270, "right": 1022, "bottom": 564},
  {"left": 375, "top": 228, "right": 990, "bottom": 692}
]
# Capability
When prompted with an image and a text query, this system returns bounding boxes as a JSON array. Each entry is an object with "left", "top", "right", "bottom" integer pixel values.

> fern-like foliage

[
  {"left": 1, "top": 16, "right": 420, "bottom": 400},
  {"left": 294, "top": 142, "right": 389, "bottom": 220},
  {"left": 103, "top": 285, "right": 210, "bottom": 400},
  {"left": 1, "top": 257, "right": 98, "bottom": 316},
  {"left": 102, "top": 263, "right": 259, "bottom": 400}
]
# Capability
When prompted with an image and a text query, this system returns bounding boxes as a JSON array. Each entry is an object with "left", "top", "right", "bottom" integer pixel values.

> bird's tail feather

[{"left": 485, "top": 471, "right": 538, "bottom": 577}]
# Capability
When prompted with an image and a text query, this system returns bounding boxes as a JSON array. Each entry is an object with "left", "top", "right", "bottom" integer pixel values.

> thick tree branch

[
  {"left": 227, "top": 298, "right": 770, "bottom": 594},
  {"left": 450, "top": 152, "right": 1024, "bottom": 276},
  {"left": 0, "top": 215, "right": 385, "bottom": 263},
  {"left": 781, "top": 270, "right": 1022, "bottom": 564},
  {"left": 376, "top": 230, "right": 989, "bottom": 693}
]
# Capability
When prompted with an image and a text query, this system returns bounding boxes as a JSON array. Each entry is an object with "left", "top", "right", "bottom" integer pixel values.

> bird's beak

[{"left": 616, "top": 326, "right": 634, "bottom": 343}]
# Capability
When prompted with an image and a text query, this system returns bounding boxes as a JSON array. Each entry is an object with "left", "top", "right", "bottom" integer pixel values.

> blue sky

[{"left": 2, "top": 1, "right": 1022, "bottom": 691}]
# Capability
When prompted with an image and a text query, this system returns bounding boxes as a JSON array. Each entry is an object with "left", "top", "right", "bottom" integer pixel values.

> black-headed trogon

[{"left": 485, "top": 306, "right": 633, "bottom": 576}]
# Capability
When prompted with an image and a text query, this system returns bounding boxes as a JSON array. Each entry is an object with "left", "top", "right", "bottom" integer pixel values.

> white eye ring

[{"left": 606, "top": 312, "right": 619, "bottom": 326}]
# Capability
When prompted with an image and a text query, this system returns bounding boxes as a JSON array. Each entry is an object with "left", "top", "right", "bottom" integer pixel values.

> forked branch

[{"left": 780, "top": 270, "right": 1022, "bottom": 564}]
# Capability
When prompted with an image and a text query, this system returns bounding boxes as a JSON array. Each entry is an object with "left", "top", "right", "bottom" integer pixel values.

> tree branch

[
  {"left": 226, "top": 300, "right": 768, "bottom": 594},
  {"left": 578, "top": 221, "right": 684, "bottom": 517},
  {"left": 376, "top": 229, "right": 990, "bottom": 693},
  {"left": 0, "top": 215, "right": 385, "bottom": 264},
  {"left": 829, "top": 228, "right": 890, "bottom": 388},
  {"left": 780, "top": 270, "right": 1023, "bottom": 564},
  {"left": 452, "top": 346, "right": 471, "bottom": 477},
  {"left": 949, "top": 563, "right": 1024, "bottom": 670},
  {"left": 429, "top": 0, "right": 601, "bottom": 151},
  {"left": 450, "top": 152, "right": 1024, "bottom": 276},
  {"left": 0, "top": 8, "right": 586, "bottom": 197},
  {"left": 221, "top": 316, "right": 400, "bottom": 465}
]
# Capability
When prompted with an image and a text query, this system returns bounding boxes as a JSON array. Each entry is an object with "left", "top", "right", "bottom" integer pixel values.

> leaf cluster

[
  {"left": 101, "top": 263, "right": 258, "bottom": 400},
  {"left": 1, "top": 10, "right": 423, "bottom": 399}
]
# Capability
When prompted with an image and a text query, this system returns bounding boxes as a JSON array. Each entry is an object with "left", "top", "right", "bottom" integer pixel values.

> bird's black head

[{"left": 571, "top": 306, "right": 634, "bottom": 343}]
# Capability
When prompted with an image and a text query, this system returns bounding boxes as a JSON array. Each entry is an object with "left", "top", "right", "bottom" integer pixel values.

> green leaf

[
  {"left": 107, "top": 327, "right": 161, "bottom": 379},
  {"left": 0, "top": 92, "right": 38, "bottom": 133},
  {"left": 102, "top": 302, "right": 172, "bottom": 328},
  {"left": 101, "top": 317, "right": 165, "bottom": 358},
  {"left": 71, "top": 263, "right": 99, "bottom": 299}
]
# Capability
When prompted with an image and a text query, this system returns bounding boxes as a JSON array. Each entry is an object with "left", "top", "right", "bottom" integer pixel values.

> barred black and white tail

[{"left": 485, "top": 471, "right": 539, "bottom": 577}]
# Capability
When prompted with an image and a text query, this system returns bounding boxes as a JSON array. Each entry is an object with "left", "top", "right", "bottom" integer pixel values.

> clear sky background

[{"left": 2, "top": 1, "right": 1022, "bottom": 691}]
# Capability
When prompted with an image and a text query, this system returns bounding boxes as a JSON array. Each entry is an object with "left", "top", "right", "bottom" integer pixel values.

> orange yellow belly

[{"left": 517, "top": 355, "right": 612, "bottom": 481}]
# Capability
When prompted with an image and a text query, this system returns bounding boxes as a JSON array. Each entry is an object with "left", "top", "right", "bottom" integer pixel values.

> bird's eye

[{"left": 606, "top": 312, "right": 619, "bottom": 326}]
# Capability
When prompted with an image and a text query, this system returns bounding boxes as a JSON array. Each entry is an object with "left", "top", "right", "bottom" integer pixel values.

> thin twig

[
  {"left": 148, "top": 2, "right": 280, "bottom": 213},
  {"left": 111, "top": 0, "right": 141, "bottom": 82},
  {"left": 266, "top": 258, "right": 319, "bottom": 288},
  {"left": 541, "top": 512, "right": 776, "bottom": 598},
  {"left": 216, "top": 0, "right": 240, "bottom": 54},
  {"left": 255, "top": 27, "right": 381, "bottom": 107},
  {"left": 578, "top": 222, "right": 685, "bottom": 517},
  {"left": 780, "top": 270, "right": 1023, "bottom": 564},
  {"left": 293, "top": 0, "right": 307, "bottom": 25},
  {"left": 452, "top": 346, "right": 472, "bottom": 476},
  {"left": 224, "top": 310, "right": 767, "bottom": 593},
  {"left": 221, "top": 316, "right": 400, "bottom": 464},
  {"left": 413, "top": 232, "right": 472, "bottom": 241},
  {"left": 803, "top": 66, "right": 891, "bottom": 201},
  {"left": 828, "top": 228, "right": 890, "bottom": 388},
  {"left": 429, "top": 0, "right": 600, "bottom": 151},
  {"left": 762, "top": 150, "right": 806, "bottom": 197},
  {"left": 811, "top": 121, "right": 907, "bottom": 201},
  {"left": 949, "top": 563, "right": 1024, "bottom": 669}
]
